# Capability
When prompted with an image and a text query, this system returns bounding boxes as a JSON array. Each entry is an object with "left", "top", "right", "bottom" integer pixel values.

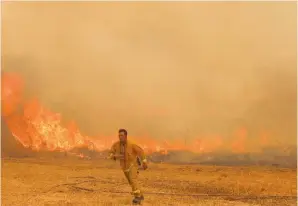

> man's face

[{"left": 119, "top": 132, "right": 127, "bottom": 143}]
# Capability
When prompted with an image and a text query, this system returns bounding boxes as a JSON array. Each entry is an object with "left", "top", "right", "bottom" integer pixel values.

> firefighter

[{"left": 108, "top": 129, "right": 148, "bottom": 205}]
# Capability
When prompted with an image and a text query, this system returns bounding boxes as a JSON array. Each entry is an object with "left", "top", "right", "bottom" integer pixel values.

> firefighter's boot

[{"left": 132, "top": 196, "right": 143, "bottom": 205}]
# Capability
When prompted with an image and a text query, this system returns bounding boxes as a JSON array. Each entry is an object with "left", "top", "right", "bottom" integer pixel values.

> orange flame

[
  {"left": 231, "top": 127, "right": 247, "bottom": 153},
  {"left": 1, "top": 72, "right": 24, "bottom": 117},
  {"left": 1, "top": 72, "right": 280, "bottom": 157}
]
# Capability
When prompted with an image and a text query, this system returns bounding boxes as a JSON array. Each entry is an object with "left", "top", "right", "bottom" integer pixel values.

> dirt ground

[{"left": 1, "top": 158, "right": 296, "bottom": 206}]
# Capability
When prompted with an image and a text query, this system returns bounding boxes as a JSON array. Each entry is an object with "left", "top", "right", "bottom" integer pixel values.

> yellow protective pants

[{"left": 123, "top": 165, "right": 143, "bottom": 198}]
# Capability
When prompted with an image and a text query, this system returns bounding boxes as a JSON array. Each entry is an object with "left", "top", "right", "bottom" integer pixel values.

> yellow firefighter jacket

[{"left": 109, "top": 140, "right": 147, "bottom": 172}]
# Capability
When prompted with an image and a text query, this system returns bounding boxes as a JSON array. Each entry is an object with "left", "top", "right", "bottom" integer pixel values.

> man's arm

[
  {"left": 132, "top": 144, "right": 148, "bottom": 169},
  {"left": 108, "top": 144, "right": 117, "bottom": 160}
]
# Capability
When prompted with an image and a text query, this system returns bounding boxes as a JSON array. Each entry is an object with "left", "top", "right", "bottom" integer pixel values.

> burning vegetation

[{"left": 1, "top": 71, "right": 296, "bottom": 168}]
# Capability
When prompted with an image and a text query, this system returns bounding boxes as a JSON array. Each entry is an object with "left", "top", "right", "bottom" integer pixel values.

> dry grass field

[
  {"left": 1, "top": 157, "right": 296, "bottom": 206},
  {"left": 1, "top": 2, "right": 297, "bottom": 206}
]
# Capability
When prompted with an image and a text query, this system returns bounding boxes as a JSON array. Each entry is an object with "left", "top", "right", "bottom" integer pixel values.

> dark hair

[{"left": 118, "top": 129, "right": 128, "bottom": 136}]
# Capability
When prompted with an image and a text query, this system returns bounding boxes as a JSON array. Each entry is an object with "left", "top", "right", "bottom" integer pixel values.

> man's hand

[
  {"left": 107, "top": 154, "right": 116, "bottom": 161},
  {"left": 142, "top": 162, "right": 148, "bottom": 170}
]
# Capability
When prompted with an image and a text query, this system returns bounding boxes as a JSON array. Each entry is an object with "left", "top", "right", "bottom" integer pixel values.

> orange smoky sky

[{"left": 1, "top": 2, "right": 297, "bottom": 150}]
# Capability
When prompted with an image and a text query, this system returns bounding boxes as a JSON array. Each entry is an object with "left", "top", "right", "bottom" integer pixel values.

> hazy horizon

[{"left": 2, "top": 2, "right": 297, "bottom": 150}]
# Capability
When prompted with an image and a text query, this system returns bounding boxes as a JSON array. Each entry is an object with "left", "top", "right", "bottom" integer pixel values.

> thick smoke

[{"left": 1, "top": 2, "right": 297, "bottom": 152}]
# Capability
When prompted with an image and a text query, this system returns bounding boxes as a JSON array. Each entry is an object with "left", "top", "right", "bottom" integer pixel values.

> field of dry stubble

[{"left": 1, "top": 158, "right": 297, "bottom": 206}]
